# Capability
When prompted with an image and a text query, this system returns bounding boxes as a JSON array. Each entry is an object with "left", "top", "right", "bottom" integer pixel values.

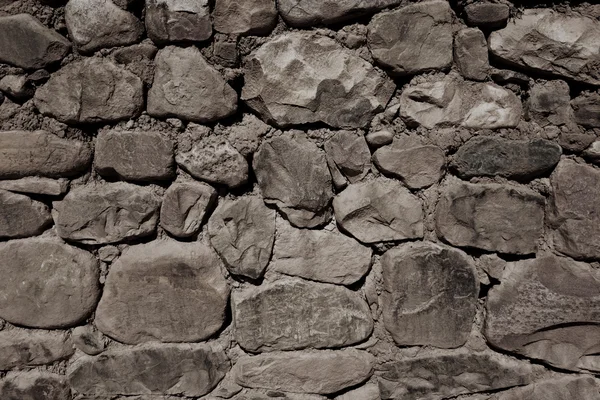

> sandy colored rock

[
  {"left": 0, "top": 330, "right": 73, "bottom": 370},
  {"left": 373, "top": 143, "right": 445, "bottom": 189},
  {"left": 526, "top": 80, "right": 571, "bottom": 126},
  {"left": 572, "top": 91, "right": 600, "bottom": 128},
  {"left": 464, "top": 2, "right": 509, "bottom": 28},
  {"left": 489, "top": 376, "right": 600, "bottom": 400},
  {"left": 146, "top": 0, "right": 211, "bottom": 44},
  {"left": 214, "top": 0, "right": 277, "bottom": 35},
  {"left": 0, "top": 190, "right": 52, "bottom": 239},
  {"left": 324, "top": 130, "right": 371, "bottom": 190},
  {"left": 454, "top": 28, "right": 489, "bottom": 81},
  {"left": 0, "top": 177, "right": 68, "bottom": 196},
  {"left": 161, "top": 182, "right": 217, "bottom": 238},
  {"left": 335, "top": 383, "right": 380, "bottom": 400},
  {"left": 0, "top": 371, "right": 71, "bottom": 400},
  {"left": 72, "top": 325, "right": 105, "bottom": 355}
]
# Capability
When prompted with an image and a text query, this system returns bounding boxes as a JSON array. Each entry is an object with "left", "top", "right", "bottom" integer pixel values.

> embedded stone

[
  {"left": 324, "top": 130, "right": 371, "bottom": 190},
  {"left": 373, "top": 143, "right": 445, "bottom": 189},
  {"left": 558, "top": 132, "right": 596, "bottom": 153},
  {"left": 225, "top": 113, "right": 271, "bottom": 157},
  {"left": 335, "top": 383, "right": 380, "bottom": 400},
  {"left": 146, "top": 0, "right": 211, "bottom": 44},
  {"left": 583, "top": 140, "right": 600, "bottom": 164},
  {"left": 161, "top": 182, "right": 218, "bottom": 238},
  {"left": 0, "top": 75, "right": 34, "bottom": 101},
  {"left": 572, "top": 92, "right": 600, "bottom": 128},
  {"left": 72, "top": 325, "right": 105, "bottom": 356},
  {"left": 365, "top": 130, "right": 393, "bottom": 148},
  {"left": 0, "top": 371, "right": 71, "bottom": 400},
  {"left": 489, "top": 376, "right": 600, "bottom": 400},
  {"left": 214, "top": 0, "right": 277, "bottom": 35},
  {"left": 0, "top": 190, "right": 52, "bottom": 239},
  {"left": 233, "top": 279, "right": 373, "bottom": 352},
  {"left": 526, "top": 80, "right": 571, "bottom": 126},
  {"left": 0, "top": 177, "right": 68, "bottom": 196},
  {"left": 464, "top": 2, "right": 509, "bottom": 28},
  {"left": 454, "top": 28, "right": 489, "bottom": 81},
  {"left": 0, "top": 330, "right": 74, "bottom": 370}
]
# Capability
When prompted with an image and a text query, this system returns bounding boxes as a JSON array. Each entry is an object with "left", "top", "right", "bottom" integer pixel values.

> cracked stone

[
  {"left": 0, "top": 190, "right": 52, "bottom": 239},
  {"left": 146, "top": 0, "right": 211, "bottom": 44},
  {"left": 0, "top": 330, "right": 74, "bottom": 370},
  {"left": 160, "top": 181, "right": 218, "bottom": 238}
]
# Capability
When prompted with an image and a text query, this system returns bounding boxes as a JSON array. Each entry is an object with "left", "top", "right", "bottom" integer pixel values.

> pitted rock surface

[
  {"left": 0, "top": 330, "right": 74, "bottom": 370},
  {"left": 161, "top": 181, "right": 218, "bottom": 238},
  {"left": 0, "top": 371, "right": 71, "bottom": 400},
  {"left": 146, "top": 0, "right": 212, "bottom": 44},
  {"left": 324, "top": 130, "right": 371, "bottom": 189},
  {"left": 0, "top": 190, "right": 52, "bottom": 239}
]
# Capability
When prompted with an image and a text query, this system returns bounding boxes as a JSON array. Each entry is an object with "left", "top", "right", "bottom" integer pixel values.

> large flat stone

[
  {"left": 489, "top": 376, "right": 600, "bottom": 400},
  {"left": 214, "top": 0, "right": 277, "bottom": 35},
  {"left": 0, "top": 330, "right": 73, "bottom": 370},
  {"left": 146, "top": 0, "right": 211, "bottom": 44},
  {"left": 526, "top": 80, "right": 571, "bottom": 127},
  {"left": 160, "top": 182, "right": 217, "bottom": 238},
  {"left": 373, "top": 143, "right": 445, "bottom": 189},
  {"left": 0, "top": 190, "right": 52, "bottom": 239},
  {"left": 0, "top": 371, "right": 71, "bottom": 400},
  {"left": 0, "top": 177, "right": 68, "bottom": 196}
]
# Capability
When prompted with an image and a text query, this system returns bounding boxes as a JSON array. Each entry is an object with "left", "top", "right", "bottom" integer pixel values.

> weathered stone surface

[
  {"left": 95, "top": 130, "right": 175, "bottom": 182},
  {"left": 454, "top": 28, "right": 489, "bottom": 81},
  {"left": 53, "top": 183, "right": 161, "bottom": 244},
  {"left": 233, "top": 350, "right": 375, "bottom": 394},
  {"left": 526, "top": 80, "right": 571, "bottom": 126},
  {"left": 161, "top": 182, "right": 217, "bottom": 238},
  {"left": 0, "top": 190, "right": 52, "bottom": 239},
  {"left": 572, "top": 92, "right": 600, "bottom": 128},
  {"left": 0, "top": 371, "right": 71, "bottom": 400},
  {"left": 373, "top": 143, "right": 445, "bottom": 189},
  {"left": 148, "top": 46, "right": 237, "bottom": 123},
  {"left": 233, "top": 279, "right": 373, "bottom": 352},
  {"left": 208, "top": 196, "right": 275, "bottom": 279},
  {"left": 0, "top": 131, "right": 91, "bottom": 179},
  {"left": 68, "top": 343, "right": 230, "bottom": 397},
  {"left": 324, "top": 131, "right": 371, "bottom": 190},
  {"left": 452, "top": 136, "right": 562, "bottom": 180},
  {"left": 584, "top": 140, "right": 600, "bottom": 164},
  {"left": 381, "top": 242, "right": 478, "bottom": 348},
  {"left": 35, "top": 58, "right": 144, "bottom": 124},
  {"left": 486, "top": 255, "right": 600, "bottom": 372},
  {"left": 225, "top": 113, "right": 271, "bottom": 157},
  {"left": 550, "top": 159, "right": 600, "bottom": 260},
  {"left": 489, "top": 376, "right": 600, "bottom": 400},
  {"left": 558, "top": 132, "right": 596, "bottom": 153},
  {"left": 490, "top": 68, "right": 531, "bottom": 85},
  {"left": 333, "top": 178, "right": 424, "bottom": 243},
  {"left": 242, "top": 32, "right": 394, "bottom": 129},
  {"left": 0, "top": 238, "right": 99, "bottom": 328},
  {"left": 0, "top": 14, "right": 70, "bottom": 69},
  {"left": 436, "top": 181, "right": 544, "bottom": 254},
  {"left": 489, "top": 9, "right": 600, "bottom": 85},
  {"left": 253, "top": 135, "right": 333, "bottom": 228},
  {"left": 464, "top": 2, "right": 509, "bottom": 29},
  {"left": 365, "top": 129, "right": 393, "bottom": 148},
  {"left": 96, "top": 241, "right": 229, "bottom": 344},
  {"left": 0, "top": 74, "right": 34, "bottom": 101},
  {"left": 65, "top": 0, "right": 143, "bottom": 53},
  {"left": 0, "top": 330, "right": 73, "bottom": 370},
  {"left": 214, "top": 0, "right": 277, "bottom": 35},
  {"left": 272, "top": 218, "right": 372, "bottom": 285},
  {"left": 72, "top": 325, "right": 105, "bottom": 356},
  {"left": 0, "top": 177, "right": 68, "bottom": 196},
  {"left": 335, "top": 383, "right": 380, "bottom": 400},
  {"left": 146, "top": 0, "right": 211, "bottom": 44},
  {"left": 368, "top": 1, "right": 453, "bottom": 76}
]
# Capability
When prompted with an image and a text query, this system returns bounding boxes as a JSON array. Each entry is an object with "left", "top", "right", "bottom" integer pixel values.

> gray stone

[
  {"left": 572, "top": 91, "right": 600, "bottom": 128},
  {"left": 381, "top": 242, "right": 478, "bottom": 348},
  {"left": 233, "top": 279, "right": 373, "bottom": 352},
  {"left": 368, "top": 1, "right": 454, "bottom": 76},
  {"left": 68, "top": 343, "right": 229, "bottom": 397},
  {"left": 0, "top": 14, "right": 70, "bottom": 69},
  {"left": 452, "top": 136, "right": 562, "bottom": 180},
  {"left": 214, "top": 0, "right": 277, "bottom": 35},
  {"left": 526, "top": 80, "right": 571, "bottom": 126},
  {"left": 333, "top": 178, "right": 424, "bottom": 244},
  {"left": 0, "top": 371, "right": 71, "bottom": 400},
  {"left": 0, "top": 75, "right": 34, "bottom": 101},
  {"left": 0, "top": 190, "right": 52, "bottom": 239},
  {"left": 0, "top": 177, "right": 68, "bottom": 196},
  {"left": 97, "top": 246, "right": 119, "bottom": 263},
  {"left": 148, "top": 46, "right": 237, "bottom": 123},
  {"left": 373, "top": 143, "right": 445, "bottom": 189},
  {"left": 233, "top": 350, "right": 375, "bottom": 394},
  {"left": 583, "top": 140, "right": 600, "bottom": 164},
  {"left": 53, "top": 183, "right": 161, "bottom": 244},
  {"left": 0, "top": 330, "right": 74, "bottom": 370},
  {"left": 253, "top": 135, "right": 333, "bottom": 228},
  {"left": 436, "top": 181, "right": 545, "bottom": 254},
  {"left": 454, "top": 28, "right": 489, "bottom": 81},
  {"left": 464, "top": 2, "right": 509, "bottom": 29},
  {"left": 35, "top": 58, "right": 144, "bottom": 124},
  {"left": 161, "top": 182, "right": 217, "bottom": 238},
  {"left": 365, "top": 130, "right": 393, "bottom": 148},
  {"left": 146, "top": 0, "right": 212, "bottom": 44},
  {"left": 335, "top": 383, "right": 380, "bottom": 400},
  {"left": 489, "top": 376, "right": 600, "bottom": 400},
  {"left": 233, "top": 390, "right": 326, "bottom": 400},
  {"left": 225, "top": 113, "right": 271, "bottom": 157},
  {"left": 324, "top": 131, "right": 371, "bottom": 190},
  {"left": 490, "top": 68, "right": 531, "bottom": 85},
  {"left": 112, "top": 42, "right": 158, "bottom": 64},
  {"left": 72, "top": 325, "right": 106, "bottom": 355},
  {"left": 242, "top": 32, "right": 394, "bottom": 129},
  {"left": 208, "top": 196, "right": 276, "bottom": 279},
  {"left": 96, "top": 241, "right": 229, "bottom": 344},
  {"left": 0, "top": 238, "right": 100, "bottom": 328},
  {"left": 558, "top": 132, "right": 596, "bottom": 153},
  {"left": 65, "top": 0, "right": 143, "bottom": 53}
]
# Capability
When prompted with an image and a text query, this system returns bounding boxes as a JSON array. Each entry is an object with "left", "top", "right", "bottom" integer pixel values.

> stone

[
  {"left": 367, "top": 1, "right": 454, "bottom": 76},
  {"left": 253, "top": 135, "right": 333, "bottom": 228},
  {"left": 489, "top": 376, "right": 600, "bottom": 400},
  {"left": 0, "top": 75, "right": 34, "bottom": 101},
  {"left": 72, "top": 325, "right": 105, "bottom": 355},
  {"left": 490, "top": 68, "right": 531, "bottom": 86},
  {"left": 464, "top": 2, "right": 509, "bottom": 29},
  {"left": 0, "top": 330, "right": 74, "bottom": 370},
  {"left": 454, "top": 28, "right": 489, "bottom": 81},
  {"left": 233, "top": 390, "right": 326, "bottom": 400},
  {"left": 550, "top": 159, "right": 600, "bottom": 260},
  {"left": 146, "top": 0, "right": 212, "bottom": 44},
  {"left": 233, "top": 279, "right": 373, "bottom": 352},
  {"left": 436, "top": 181, "right": 545, "bottom": 254},
  {"left": 161, "top": 182, "right": 217, "bottom": 238},
  {"left": 95, "top": 130, "right": 175, "bottom": 182},
  {"left": 381, "top": 242, "right": 478, "bottom": 348},
  {"left": 479, "top": 254, "right": 506, "bottom": 281},
  {"left": 583, "top": 140, "right": 600, "bottom": 164},
  {"left": 558, "top": 132, "right": 596, "bottom": 153},
  {"left": 0, "top": 371, "right": 71, "bottom": 400},
  {"left": 0, "top": 131, "right": 91, "bottom": 179},
  {"left": 451, "top": 136, "right": 562, "bottom": 180},
  {"left": 272, "top": 218, "right": 372, "bottom": 285},
  {"left": 208, "top": 196, "right": 276, "bottom": 279},
  {"left": 65, "top": 0, "right": 144, "bottom": 53},
  {"left": 0, "top": 14, "right": 70, "bottom": 69},
  {"left": 335, "top": 383, "right": 380, "bottom": 400},
  {"left": 0, "top": 190, "right": 52, "bottom": 239},
  {"left": 112, "top": 42, "right": 158, "bottom": 64},
  {"left": 148, "top": 46, "right": 237, "bottom": 123},
  {"left": 486, "top": 255, "right": 600, "bottom": 372},
  {"left": 242, "top": 32, "right": 394, "bottom": 129},
  {"left": 214, "top": 35, "right": 239, "bottom": 67},
  {"left": 489, "top": 9, "right": 600, "bottom": 85},
  {"left": 324, "top": 131, "right": 371, "bottom": 190},
  {"left": 68, "top": 343, "right": 229, "bottom": 397},
  {"left": 96, "top": 241, "right": 229, "bottom": 344},
  {"left": 572, "top": 92, "right": 600, "bottom": 128},
  {"left": 225, "top": 113, "right": 271, "bottom": 157},
  {"left": 0, "top": 238, "right": 100, "bottom": 328},
  {"left": 35, "top": 58, "right": 144, "bottom": 124},
  {"left": 366, "top": 130, "right": 393, "bottom": 148},
  {"left": 333, "top": 178, "right": 424, "bottom": 244},
  {"left": 214, "top": 0, "right": 277, "bottom": 35},
  {"left": 233, "top": 350, "right": 375, "bottom": 394},
  {"left": 526, "top": 80, "right": 571, "bottom": 126},
  {"left": 0, "top": 177, "right": 68, "bottom": 196},
  {"left": 98, "top": 246, "right": 119, "bottom": 262},
  {"left": 53, "top": 183, "right": 161, "bottom": 244},
  {"left": 373, "top": 143, "right": 445, "bottom": 189}
]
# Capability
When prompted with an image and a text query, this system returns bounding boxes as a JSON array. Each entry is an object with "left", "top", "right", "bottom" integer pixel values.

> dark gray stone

[
  {"left": 572, "top": 91, "right": 600, "bottom": 128},
  {"left": 526, "top": 80, "right": 571, "bottom": 126}
]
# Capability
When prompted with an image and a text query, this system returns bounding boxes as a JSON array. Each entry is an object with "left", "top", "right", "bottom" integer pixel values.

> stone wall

[{"left": 0, "top": 0, "right": 599, "bottom": 399}]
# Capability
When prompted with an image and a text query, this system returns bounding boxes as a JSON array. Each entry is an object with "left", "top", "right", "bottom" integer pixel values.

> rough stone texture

[
  {"left": 208, "top": 196, "right": 276, "bottom": 279},
  {"left": 233, "top": 390, "right": 326, "bottom": 400},
  {"left": 233, "top": 279, "right": 373, "bottom": 352},
  {"left": 373, "top": 143, "right": 445, "bottom": 189},
  {"left": 489, "top": 9, "right": 600, "bottom": 85},
  {"left": 0, "top": 238, "right": 100, "bottom": 328},
  {"left": 0, "top": 177, "right": 68, "bottom": 196},
  {"left": 335, "top": 383, "right": 380, "bottom": 400},
  {"left": 68, "top": 343, "right": 230, "bottom": 397},
  {"left": 464, "top": 2, "right": 509, "bottom": 28},
  {"left": 526, "top": 80, "right": 571, "bottom": 127},
  {"left": 454, "top": 28, "right": 489, "bottom": 81},
  {"left": 489, "top": 376, "right": 600, "bottom": 400},
  {"left": 34, "top": 57, "right": 144, "bottom": 124},
  {"left": 0, "top": 330, "right": 73, "bottom": 370},
  {"left": 53, "top": 183, "right": 161, "bottom": 244},
  {"left": 253, "top": 135, "right": 333, "bottom": 228},
  {"left": 96, "top": 241, "right": 230, "bottom": 344},
  {"left": 0, "top": 14, "right": 71, "bottom": 69},
  {"left": 0, "top": 371, "right": 71, "bottom": 400},
  {"left": 451, "top": 136, "right": 562, "bottom": 180},
  {"left": 584, "top": 140, "right": 600, "bottom": 164},
  {"left": 72, "top": 325, "right": 106, "bottom": 355},
  {"left": 381, "top": 242, "right": 479, "bottom": 348},
  {"left": 214, "top": 0, "right": 277, "bottom": 35},
  {"left": 233, "top": 350, "right": 375, "bottom": 394},
  {"left": 333, "top": 178, "right": 424, "bottom": 243},
  {"left": 486, "top": 255, "right": 600, "bottom": 372},
  {"left": 572, "top": 92, "right": 600, "bottom": 128},
  {"left": 367, "top": 1, "right": 454, "bottom": 76},
  {"left": 95, "top": 130, "right": 175, "bottom": 182},
  {"left": 0, "top": 190, "right": 52, "bottom": 239},
  {"left": 242, "top": 32, "right": 394, "bottom": 129},
  {"left": 146, "top": 0, "right": 212, "bottom": 44},
  {"left": 161, "top": 182, "right": 218, "bottom": 238},
  {"left": 0, "top": 75, "right": 34, "bottom": 101},
  {"left": 324, "top": 130, "right": 371, "bottom": 190},
  {"left": 436, "top": 181, "right": 545, "bottom": 254}
]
